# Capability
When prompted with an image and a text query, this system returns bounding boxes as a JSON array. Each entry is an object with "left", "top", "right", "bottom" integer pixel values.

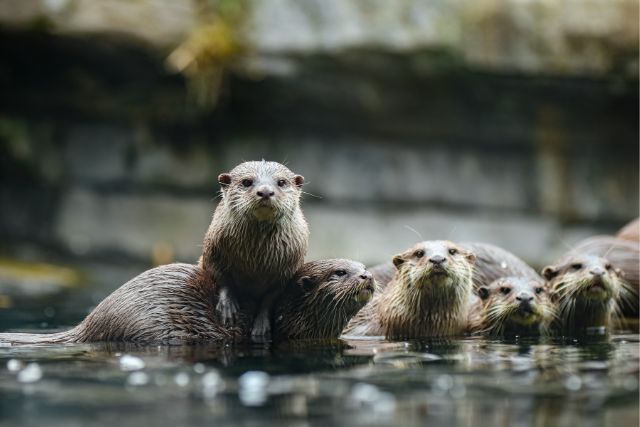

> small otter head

[
  {"left": 542, "top": 254, "right": 630, "bottom": 333},
  {"left": 477, "top": 276, "right": 554, "bottom": 336},
  {"left": 392, "top": 240, "right": 476, "bottom": 295},
  {"left": 218, "top": 160, "right": 304, "bottom": 222},
  {"left": 276, "top": 259, "right": 375, "bottom": 340}
]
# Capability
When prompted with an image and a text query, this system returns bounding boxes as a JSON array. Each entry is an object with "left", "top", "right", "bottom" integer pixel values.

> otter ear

[
  {"left": 465, "top": 250, "right": 476, "bottom": 264},
  {"left": 297, "top": 276, "right": 314, "bottom": 289},
  {"left": 542, "top": 265, "right": 559, "bottom": 280},
  {"left": 294, "top": 175, "right": 305, "bottom": 187},
  {"left": 392, "top": 255, "right": 405, "bottom": 269},
  {"left": 478, "top": 286, "right": 490, "bottom": 300},
  {"left": 218, "top": 173, "right": 232, "bottom": 187}
]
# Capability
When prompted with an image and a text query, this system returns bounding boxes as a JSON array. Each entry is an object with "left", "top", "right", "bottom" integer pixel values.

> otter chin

[
  {"left": 344, "top": 240, "right": 475, "bottom": 338},
  {"left": 543, "top": 254, "right": 630, "bottom": 335},
  {"left": 273, "top": 259, "right": 375, "bottom": 341}
]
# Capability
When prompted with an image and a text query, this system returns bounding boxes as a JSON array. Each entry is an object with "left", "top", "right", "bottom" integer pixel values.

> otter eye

[
  {"left": 334, "top": 270, "right": 347, "bottom": 277},
  {"left": 277, "top": 179, "right": 287, "bottom": 187},
  {"left": 605, "top": 263, "right": 612, "bottom": 270},
  {"left": 241, "top": 179, "right": 253, "bottom": 187},
  {"left": 500, "top": 287, "right": 511, "bottom": 295},
  {"left": 448, "top": 248, "right": 458, "bottom": 256},
  {"left": 535, "top": 287, "right": 544, "bottom": 294},
  {"left": 571, "top": 263, "right": 583, "bottom": 271},
  {"left": 414, "top": 250, "right": 425, "bottom": 258}
]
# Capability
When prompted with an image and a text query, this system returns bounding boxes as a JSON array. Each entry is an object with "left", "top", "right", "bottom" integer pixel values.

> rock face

[{"left": 0, "top": 0, "right": 637, "bottom": 268}]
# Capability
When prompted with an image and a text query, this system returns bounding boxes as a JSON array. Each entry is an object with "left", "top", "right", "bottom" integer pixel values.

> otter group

[{"left": 0, "top": 162, "right": 637, "bottom": 345}]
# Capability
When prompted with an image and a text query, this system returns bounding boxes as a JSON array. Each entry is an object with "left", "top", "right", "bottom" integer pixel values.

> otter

[
  {"left": 343, "top": 240, "right": 475, "bottom": 338},
  {"left": 568, "top": 236, "right": 639, "bottom": 317},
  {"left": 542, "top": 252, "right": 632, "bottom": 335},
  {"left": 467, "top": 276, "right": 555, "bottom": 337},
  {"left": 199, "top": 160, "right": 309, "bottom": 336},
  {"left": 272, "top": 259, "right": 374, "bottom": 341},
  {"left": 616, "top": 218, "right": 639, "bottom": 243},
  {"left": 0, "top": 264, "right": 233, "bottom": 345}
]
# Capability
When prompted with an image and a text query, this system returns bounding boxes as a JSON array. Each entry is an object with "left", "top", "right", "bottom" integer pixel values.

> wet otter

[
  {"left": 343, "top": 240, "right": 475, "bottom": 338},
  {"left": 467, "top": 276, "right": 555, "bottom": 336},
  {"left": 542, "top": 252, "right": 632, "bottom": 335},
  {"left": 273, "top": 259, "right": 375, "bottom": 341},
  {"left": 199, "top": 160, "right": 309, "bottom": 336},
  {"left": 568, "top": 236, "right": 639, "bottom": 318},
  {"left": 0, "top": 264, "right": 234, "bottom": 345}
]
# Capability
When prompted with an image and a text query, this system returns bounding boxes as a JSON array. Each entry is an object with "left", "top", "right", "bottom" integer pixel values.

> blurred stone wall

[{"left": 0, "top": 0, "right": 637, "bottom": 268}]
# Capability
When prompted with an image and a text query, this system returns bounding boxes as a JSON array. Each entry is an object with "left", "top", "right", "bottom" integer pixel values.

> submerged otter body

[
  {"left": 344, "top": 240, "right": 475, "bottom": 338},
  {"left": 542, "top": 251, "right": 631, "bottom": 335},
  {"left": 273, "top": 259, "right": 374, "bottom": 341},
  {"left": 199, "top": 161, "right": 309, "bottom": 335},
  {"left": 467, "top": 276, "right": 554, "bottom": 336},
  {"left": 0, "top": 264, "right": 233, "bottom": 345}
]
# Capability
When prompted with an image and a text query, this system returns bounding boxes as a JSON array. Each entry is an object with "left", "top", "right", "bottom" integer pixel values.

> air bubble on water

[
  {"left": 565, "top": 375, "right": 582, "bottom": 391},
  {"left": 174, "top": 372, "right": 190, "bottom": 387},
  {"left": 350, "top": 383, "right": 396, "bottom": 413},
  {"left": 17, "top": 363, "right": 42, "bottom": 383},
  {"left": 435, "top": 375, "right": 454, "bottom": 391},
  {"left": 193, "top": 363, "right": 206, "bottom": 374},
  {"left": 238, "top": 371, "right": 270, "bottom": 407},
  {"left": 7, "top": 359, "right": 23, "bottom": 372},
  {"left": 127, "top": 372, "right": 149, "bottom": 386},
  {"left": 119, "top": 355, "right": 145, "bottom": 371}
]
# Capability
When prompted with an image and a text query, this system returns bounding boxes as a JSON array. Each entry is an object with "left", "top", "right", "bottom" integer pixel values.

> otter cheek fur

[
  {"left": 344, "top": 240, "right": 475, "bottom": 338},
  {"left": 199, "top": 161, "right": 309, "bottom": 336},
  {"left": 543, "top": 255, "right": 630, "bottom": 335},
  {"left": 272, "top": 260, "right": 375, "bottom": 341}
]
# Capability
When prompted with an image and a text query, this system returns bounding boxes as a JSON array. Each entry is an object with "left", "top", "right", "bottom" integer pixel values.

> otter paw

[{"left": 216, "top": 290, "right": 239, "bottom": 326}]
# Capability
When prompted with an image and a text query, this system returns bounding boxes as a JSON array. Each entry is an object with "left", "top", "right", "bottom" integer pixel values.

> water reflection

[{"left": 0, "top": 333, "right": 637, "bottom": 427}]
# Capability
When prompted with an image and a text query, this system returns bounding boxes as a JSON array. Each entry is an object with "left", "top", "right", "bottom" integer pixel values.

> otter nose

[
  {"left": 256, "top": 185, "right": 275, "bottom": 199},
  {"left": 360, "top": 271, "right": 372, "bottom": 280},
  {"left": 516, "top": 292, "right": 533, "bottom": 303},
  {"left": 590, "top": 267, "right": 605, "bottom": 277},
  {"left": 429, "top": 255, "right": 446, "bottom": 265}
]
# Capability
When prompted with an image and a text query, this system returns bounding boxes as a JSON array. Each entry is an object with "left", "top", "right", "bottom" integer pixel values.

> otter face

[
  {"left": 542, "top": 255, "right": 621, "bottom": 304},
  {"left": 478, "top": 277, "right": 553, "bottom": 334},
  {"left": 297, "top": 260, "right": 375, "bottom": 312},
  {"left": 218, "top": 161, "right": 304, "bottom": 221},
  {"left": 392, "top": 240, "right": 475, "bottom": 290}
]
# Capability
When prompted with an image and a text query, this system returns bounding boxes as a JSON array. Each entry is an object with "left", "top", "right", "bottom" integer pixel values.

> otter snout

[
  {"left": 429, "top": 255, "right": 446, "bottom": 265},
  {"left": 256, "top": 185, "right": 275, "bottom": 200},
  {"left": 360, "top": 271, "right": 373, "bottom": 281},
  {"left": 590, "top": 267, "right": 605, "bottom": 277}
]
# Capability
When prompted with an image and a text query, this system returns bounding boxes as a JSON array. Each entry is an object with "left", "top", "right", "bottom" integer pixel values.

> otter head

[
  {"left": 542, "top": 254, "right": 628, "bottom": 332},
  {"left": 278, "top": 259, "right": 375, "bottom": 340},
  {"left": 392, "top": 240, "right": 475, "bottom": 296},
  {"left": 478, "top": 276, "right": 554, "bottom": 335},
  {"left": 218, "top": 160, "right": 304, "bottom": 222},
  {"left": 542, "top": 255, "right": 622, "bottom": 305}
]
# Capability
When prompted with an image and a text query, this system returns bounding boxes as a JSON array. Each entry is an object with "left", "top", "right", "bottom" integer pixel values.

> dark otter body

[
  {"left": 467, "top": 276, "right": 554, "bottom": 337},
  {"left": 542, "top": 252, "right": 631, "bottom": 335},
  {"left": 344, "top": 241, "right": 475, "bottom": 338},
  {"left": 199, "top": 161, "right": 309, "bottom": 336},
  {"left": 0, "top": 264, "right": 233, "bottom": 345},
  {"left": 273, "top": 259, "right": 374, "bottom": 341}
]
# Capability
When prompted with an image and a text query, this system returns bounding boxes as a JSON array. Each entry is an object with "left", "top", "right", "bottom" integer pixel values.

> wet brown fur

[
  {"left": 273, "top": 259, "right": 374, "bottom": 341},
  {"left": 199, "top": 161, "right": 309, "bottom": 334},
  {"left": 344, "top": 241, "right": 475, "bottom": 338},
  {"left": 0, "top": 264, "right": 235, "bottom": 345}
]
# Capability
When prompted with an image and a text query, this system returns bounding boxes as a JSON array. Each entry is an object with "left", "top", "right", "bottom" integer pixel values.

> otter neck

[
  {"left": 557, "top": 296, "right": 613, "bottom": 334},
  {"left": 381, "top": 270, "right": 471, "bottom": 338}
]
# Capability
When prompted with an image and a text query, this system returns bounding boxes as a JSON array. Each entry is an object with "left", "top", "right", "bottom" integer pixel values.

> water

[{"left": 0, "top": 275, "right": 638, "bottom": 427}]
